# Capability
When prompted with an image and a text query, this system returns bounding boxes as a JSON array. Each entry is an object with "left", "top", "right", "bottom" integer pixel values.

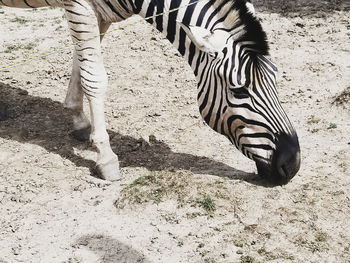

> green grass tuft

[
  {"left": 240, "top": 255, "right": 256, "bottom": 263},
  {"left": 327, "top": 122, "right": 337, "bottom": 129},
  {"left": 11, "top": 17, "right": 30, "bottom": 24},
  {"left": 3, "top": 45, "right": 19, "bottom": 53},
  {"left": 197, "top": 195, "right": 216, "bottom": 214}
]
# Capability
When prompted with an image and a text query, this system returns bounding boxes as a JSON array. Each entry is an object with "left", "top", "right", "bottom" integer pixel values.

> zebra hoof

[
  {"left": 95, "top": 158, "right": 121, "bottom": 181},
  {"left": 70, "top": 126, "right": 91, "bottom": 142},
  {"left": 0, "top": 103, "right": 9, "bottom": 121}
]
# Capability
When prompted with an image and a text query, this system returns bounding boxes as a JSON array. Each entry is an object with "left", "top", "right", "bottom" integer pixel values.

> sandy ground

[{"left": 0, "top": 4, "right": 349, "bottom": 263}]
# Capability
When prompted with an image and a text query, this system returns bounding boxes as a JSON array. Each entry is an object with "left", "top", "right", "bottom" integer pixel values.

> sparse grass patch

[
  {"left": 296, "top": 234, "right": 329, "bottom": 253},
  {"left": 55, "top": 18, "right": 62, "bottom": 23},
  {"left": 3, "top": 45, "right": 19, "bottom": 53},
  {"left": 131, "top": 175, "right": 156, "bottom": 186},
  {"left": 196, "top": 195, "right": 216, "bottom": 214},
  {"left": 315, "top": 232, "right": 328, "bottom": 242},
  {"left": 307, "top": 241, "right": 327, "bottom": 253},
  {"left": 203, "top": 258, "right": 217, "bottom": 263},
  {"left": 11, "top": 17, "right": 30, "bottom": 24},
  {"left": 344, "top": 243, "right": 350, "bottom": 252},
  {"left": 214, "top": 190, "right": 229, "bottom": 200},
  {"left": 281, "top": 253, "right": 295, "bottom": 261},
  {"left": 186, "top": 212, "right": 203, "bottom": 219},
  {"left": 115, "top": 169, "right": 193, "bottom": 208},
  {"left": 23, "top": 43, "right": 36, "bottom": 50},
  {"left": 333, "top": 86, "right": 350, "bottom": 110},
  {"left": 240, "top": 255, "right": 256, "bottom": 263},
  {"left": 257, "top": 247, "right": 277, "bottom": 260},
  {"left": 257, "top": 248, "right": 267, "bottom": 254},
  {"left": 116, "top": 170, "right": 234, "bottom": 215},
  {"left": 3, "top": 43, "right": 36, "bottom": 53},
  {"left": 232, "top": 239, "right": 245, "bottom": 248},
  {"left": 302, "top": 231, "right": 330, "bottom": 253},
  {"left": 327, "top": 122, "right": 337, "bottom": 129},
  {"left": 307, "top": 115, "right": 321, "bottom": 124},
  {"left": 339, "top": 161, "right": 347, "bottom": 169}
]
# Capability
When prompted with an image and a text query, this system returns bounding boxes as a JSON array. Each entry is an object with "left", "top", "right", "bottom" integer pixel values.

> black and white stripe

[{"left": 1, "top": 0, "right": 300, "bottom": 181}]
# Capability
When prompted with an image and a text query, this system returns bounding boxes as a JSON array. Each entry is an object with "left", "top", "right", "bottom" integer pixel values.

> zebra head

[{"left": 179, "top": 1, "right": 300, "bottom": 185}]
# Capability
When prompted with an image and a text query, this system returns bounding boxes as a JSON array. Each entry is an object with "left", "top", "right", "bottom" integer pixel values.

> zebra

[{"left": 0, "top": 0, "right": 301, "bottom": 184}]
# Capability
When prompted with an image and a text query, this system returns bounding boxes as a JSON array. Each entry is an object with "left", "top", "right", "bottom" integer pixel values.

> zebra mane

[{"left": 218, "top": 0, "right": 270, "bottom": 55}]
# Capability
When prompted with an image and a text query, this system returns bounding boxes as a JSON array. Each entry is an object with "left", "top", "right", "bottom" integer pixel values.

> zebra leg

[
  {"left": 64, "top": 0, "right": 119, "bottom": 181},
  {"left": 64, "top": 21, "right": 111, "bottom": 142},
  {"left": 64, "top": 50, "right": 91, "bottom": 141}
]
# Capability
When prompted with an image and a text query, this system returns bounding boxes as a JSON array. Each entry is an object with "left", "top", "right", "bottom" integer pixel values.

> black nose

[{"left": 256, "top": 133, "right": 301, "bottom": 185}]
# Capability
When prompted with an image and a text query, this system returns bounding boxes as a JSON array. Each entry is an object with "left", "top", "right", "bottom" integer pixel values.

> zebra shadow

[
  {"left": 0, "top": 83, "right": 265, "bottom": 185},
  {"left": 74, "top": 234, "right": 150, "bottom": 263}
]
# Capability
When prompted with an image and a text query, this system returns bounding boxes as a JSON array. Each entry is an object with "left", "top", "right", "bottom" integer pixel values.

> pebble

[{"left": 12, "top": 247, "right": 20, "bottom": 255}]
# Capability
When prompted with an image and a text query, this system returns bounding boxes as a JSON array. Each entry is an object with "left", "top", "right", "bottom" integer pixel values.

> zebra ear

[
  {"left": 178, "top": 22, "right": 229, "bottom": 54},
  {"left": 246, "top": 1, "right": 256, "bottom": 15}
]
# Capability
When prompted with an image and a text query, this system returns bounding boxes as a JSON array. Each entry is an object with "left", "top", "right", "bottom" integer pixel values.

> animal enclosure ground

[{"left": 0, "top": 5, "right": 350, "bottom": 263}]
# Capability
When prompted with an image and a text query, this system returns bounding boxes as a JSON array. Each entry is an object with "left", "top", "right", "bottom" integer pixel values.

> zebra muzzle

[{"left": 256, "top": 133, "right": 301, "bottom": 185}]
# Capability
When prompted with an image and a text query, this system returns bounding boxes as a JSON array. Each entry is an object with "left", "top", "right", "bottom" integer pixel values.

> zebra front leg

[
  {"left": 64, "top": 20, "right": 111, "bottom": 142},
  {"left": 64, "top": 49, "right": 91, "bottom": 141},
  {"left": 65, "top": 1, "right": 119, "bottom": 181}
]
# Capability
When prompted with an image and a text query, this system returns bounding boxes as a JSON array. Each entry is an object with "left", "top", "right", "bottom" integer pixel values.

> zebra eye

[
  {"left": 230, "top": 87, "right": 250, "bottom": 99},
  {"left": 210, "top": 51, "right": 219, "bottom": 58},
  {"left": 209, "top": 50, "right": 223, "bottom": 60}
]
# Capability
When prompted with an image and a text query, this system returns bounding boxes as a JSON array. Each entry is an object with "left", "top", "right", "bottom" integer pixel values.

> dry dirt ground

[{"left": 0, "top": 4, "right": 349, "bottom": 263}]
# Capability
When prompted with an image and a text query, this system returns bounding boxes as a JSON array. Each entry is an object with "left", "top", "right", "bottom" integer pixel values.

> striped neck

[
  {"left": 130, "top": 0, "right": 269, "bottom": 73},
  {"left": 134, "top": 0, "right": 206, "bottom": 69}
]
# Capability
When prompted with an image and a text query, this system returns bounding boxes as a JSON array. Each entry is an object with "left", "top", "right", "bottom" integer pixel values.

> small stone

[{"left": 12, "top": 247, "right": 20, "bottom": 255}]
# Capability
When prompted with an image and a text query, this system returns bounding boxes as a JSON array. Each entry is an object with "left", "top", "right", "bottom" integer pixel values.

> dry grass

[
  {"left": 333, "top": 86, "right": 350, "bottom": 110},
  {"left": 115, "top": 169, "right": 235, "bottom": 215}
]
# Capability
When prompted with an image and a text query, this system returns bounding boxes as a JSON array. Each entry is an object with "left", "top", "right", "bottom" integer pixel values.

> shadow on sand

[
  {"left": 0, "top": 82, "right": 270, "bottom": 185},
  {"left": 74, "top": 234, "right": 150, "bottom": 263}
]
